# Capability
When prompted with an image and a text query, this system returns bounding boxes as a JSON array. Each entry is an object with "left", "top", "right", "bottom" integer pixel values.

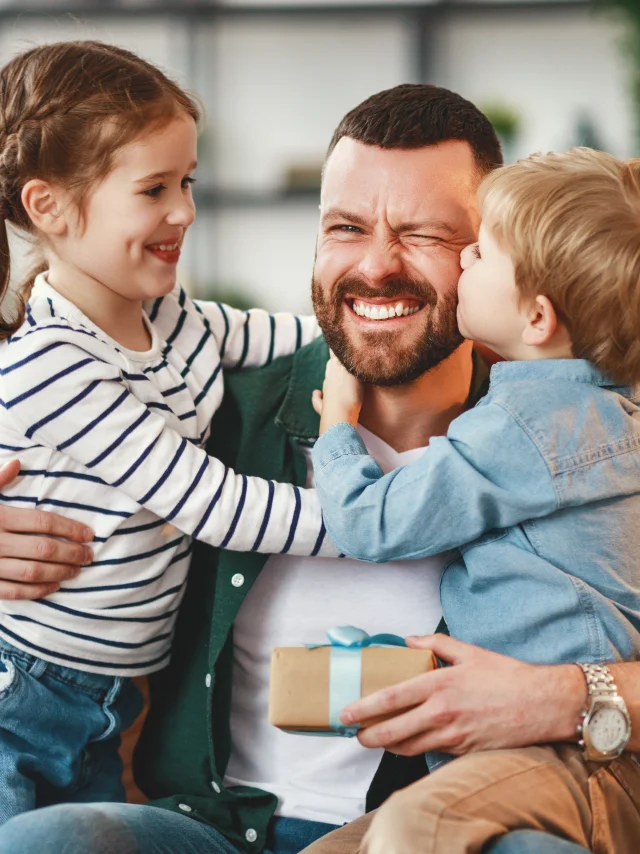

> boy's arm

[
  {"left": 311, "top": 401, "right": 558, "bottom": 562},
  {"left": 193, "top": 300, "right": 321, "bottom": 369}
]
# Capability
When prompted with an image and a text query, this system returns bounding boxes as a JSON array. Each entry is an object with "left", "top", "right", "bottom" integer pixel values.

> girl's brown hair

[
  {"left": 0, "top": 40, "right": 200, "bottom": 338},
  {"left": 478, "top": 148, "right": 640, "bottom": 385}
]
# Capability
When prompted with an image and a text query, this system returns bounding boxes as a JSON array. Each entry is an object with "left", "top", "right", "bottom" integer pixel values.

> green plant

[
  {"left": 479, "top": 102, "right": 521, "bottom": 145},
  {"left": 599, "top": 0, "right": 640, "bottom": 149},
  {"left": 197, "top": 283, "right": 258, "bottom": 312}
]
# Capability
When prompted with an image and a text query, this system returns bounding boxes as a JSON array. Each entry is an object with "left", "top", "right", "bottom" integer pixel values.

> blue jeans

[
  {"left": 0, "top": 803, "right": 339, "bottom": 853},
  {"left": 0, "top": 804, "right": 589, "bottom": 853},
  {"left": 488, "top": 832, "right": 589, "bottom": 853},
  {"left": 0, "top": 636, "right": 143, "bottom": 825}
]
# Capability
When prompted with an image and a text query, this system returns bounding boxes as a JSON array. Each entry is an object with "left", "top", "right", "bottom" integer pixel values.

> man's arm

[
  {"left": 0, "top": 460, "right": 94, "bottom": 600},
  {"left": 339, "top": 634, "right": 640, "bottom": 755}
]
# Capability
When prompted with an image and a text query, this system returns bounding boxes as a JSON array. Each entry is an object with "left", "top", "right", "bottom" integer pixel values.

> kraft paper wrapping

[{"left": 269, "top": 646, "right": 437, "bottom": 732}]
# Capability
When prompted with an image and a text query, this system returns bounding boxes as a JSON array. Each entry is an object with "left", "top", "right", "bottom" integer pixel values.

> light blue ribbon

[{"left": 304, "top": 626, "right": 407, "bottom": 737}]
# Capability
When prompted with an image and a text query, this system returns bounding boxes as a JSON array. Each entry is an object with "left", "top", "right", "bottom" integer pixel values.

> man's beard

[{"left": 311, "top": 273, "right": 463, "bottom": 386}]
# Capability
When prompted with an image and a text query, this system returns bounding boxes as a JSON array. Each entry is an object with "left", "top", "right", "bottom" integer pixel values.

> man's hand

[
  {"left": 312, "top": 353, "right": 364, "bottom": 434},
  {"left": 340, "top": 633, "right": 587, "bottom": 756},
  {"left": 0, "top": 460, "right": 94, "bottom": 600}
]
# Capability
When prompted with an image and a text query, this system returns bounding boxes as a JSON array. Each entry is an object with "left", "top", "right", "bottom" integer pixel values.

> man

[{"left": 0, "top": 85, "right": 635, "bottom": 854}]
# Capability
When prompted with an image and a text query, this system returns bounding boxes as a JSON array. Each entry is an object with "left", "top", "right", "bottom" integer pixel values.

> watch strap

[{"left": 579, "top": 662, "right": 619, "bottom": 699}]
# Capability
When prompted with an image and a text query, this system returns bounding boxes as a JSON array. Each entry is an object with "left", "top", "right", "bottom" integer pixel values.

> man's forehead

[{"left": 321, "top": 137, "right": 479, "bottom": 222}]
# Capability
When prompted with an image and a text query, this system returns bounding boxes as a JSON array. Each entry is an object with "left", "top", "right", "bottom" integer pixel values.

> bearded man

[{"left": 0, "top": 85, "right": 619, "bottom": 854}]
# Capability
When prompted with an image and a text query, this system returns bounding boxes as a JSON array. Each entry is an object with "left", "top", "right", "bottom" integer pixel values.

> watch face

[{"left": 589, "top": 706, "right": 629, "bottom": 754}]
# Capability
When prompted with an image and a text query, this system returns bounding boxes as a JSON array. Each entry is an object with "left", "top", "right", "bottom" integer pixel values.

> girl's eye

[
  {"left": 143, "top": 177, "right": 195, "bottom": 198},
  {"left": 144, "top": 184, "right": 165, "bottom": 198},
  {"left": 471, "top": 243, "right": 481, "bottom": 259}
]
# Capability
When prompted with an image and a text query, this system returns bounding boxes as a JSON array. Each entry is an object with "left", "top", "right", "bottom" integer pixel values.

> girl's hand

[{"left": 312, "top": 354, "right": 364, "bottom": 434}]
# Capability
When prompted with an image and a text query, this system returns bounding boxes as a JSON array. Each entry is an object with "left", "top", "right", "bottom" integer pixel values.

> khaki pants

[{"left": 300, "top": 745, "right": 640, "bottom": 854}]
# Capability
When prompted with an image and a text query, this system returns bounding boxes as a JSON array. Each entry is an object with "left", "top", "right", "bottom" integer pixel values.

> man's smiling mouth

[{"left": 347, "top": 298, "right": 425, "bottom": 321}]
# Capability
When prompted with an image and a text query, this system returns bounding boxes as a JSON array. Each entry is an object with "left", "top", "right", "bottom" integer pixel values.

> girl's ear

[
  {"left": 521, "top": 294, "right": 558, "bottom": 347},
  {"left": 21, "top": 179, "right": 67, "bottom": 236}
]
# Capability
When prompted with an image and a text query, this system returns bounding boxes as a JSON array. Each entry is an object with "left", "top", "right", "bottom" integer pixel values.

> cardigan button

[
  {"left": 178, "top": 803, "right": 192, "bottom": 813},
  {"left": 211, "top": 781, "right": 221, "bottom": 793},
  {"left": 245, "top": 828, "right": 258, "bottom": 843},
  {"left": 231, "top": 573, "right": 245, "bottom": 588},
  {"left": 205, "top": 673, "right": 212, "bottom": 689}
]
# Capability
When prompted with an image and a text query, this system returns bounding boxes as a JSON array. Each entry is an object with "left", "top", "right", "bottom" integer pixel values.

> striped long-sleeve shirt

[{"left": 0, "top": 274, "right": 336, "bottom": 675}]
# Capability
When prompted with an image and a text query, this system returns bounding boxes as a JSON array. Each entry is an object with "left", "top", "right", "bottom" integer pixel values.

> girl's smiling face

[{"left": 53, "top": 112, "right": 197, "bottom": 303}]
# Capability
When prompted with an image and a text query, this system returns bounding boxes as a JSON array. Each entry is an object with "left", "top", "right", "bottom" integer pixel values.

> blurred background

[{"left": 0, "top": 0, "right": 637, "bottom": 312}]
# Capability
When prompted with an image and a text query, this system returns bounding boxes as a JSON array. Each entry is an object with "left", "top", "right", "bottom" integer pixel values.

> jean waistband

[{"left": 0, "top": 632, "right": 127, "bottom": 701}]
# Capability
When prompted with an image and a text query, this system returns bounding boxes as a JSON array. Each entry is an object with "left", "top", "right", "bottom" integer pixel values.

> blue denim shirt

[{"left": 312, "top": 359, "right": 640, "bottom": 665}]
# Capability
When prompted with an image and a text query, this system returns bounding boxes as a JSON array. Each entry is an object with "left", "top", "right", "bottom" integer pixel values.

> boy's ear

[
  {"left": 21, "top": 179, "right": 67, "bottom": 236},
  {"left": 521, "top": 294, "right": 558, "bottom": 347}
]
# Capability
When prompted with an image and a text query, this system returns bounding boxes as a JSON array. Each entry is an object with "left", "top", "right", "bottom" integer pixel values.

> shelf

[
  {"left": 193, "top": 187, "right": 320, "bottom": 209},
  {"left": 0, "top": 0, "right": 591, "bottom": 19}
]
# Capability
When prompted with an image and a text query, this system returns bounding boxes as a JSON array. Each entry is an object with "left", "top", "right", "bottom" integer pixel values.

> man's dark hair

[{"left": 327, "top": 83, "right": 503, "bottom": 174}]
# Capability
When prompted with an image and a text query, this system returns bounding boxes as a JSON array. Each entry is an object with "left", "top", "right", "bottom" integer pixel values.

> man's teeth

[
  {"left": 151, "top": 243, "right": 179, "bottom": 251},
  {"left": 352, "top": 301, "right": 421, "bottom": 320}
]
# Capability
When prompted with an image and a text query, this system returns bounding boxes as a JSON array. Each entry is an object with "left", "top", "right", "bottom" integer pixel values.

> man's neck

[{"left": 358, "top": 340, "right": 475, "bottom": 452}]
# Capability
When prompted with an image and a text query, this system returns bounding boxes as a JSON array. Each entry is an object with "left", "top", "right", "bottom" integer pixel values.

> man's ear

[
  {"left": 521, "top": 295, "right": 558, "bottom": 347},
  {"left": 21, "top": 179, "right": 67, "bottom": 236}
]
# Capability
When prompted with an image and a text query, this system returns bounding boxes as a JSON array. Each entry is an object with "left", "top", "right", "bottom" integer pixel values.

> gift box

[{"left": 269, "top": 626, "right": 437, "bottom": 735}]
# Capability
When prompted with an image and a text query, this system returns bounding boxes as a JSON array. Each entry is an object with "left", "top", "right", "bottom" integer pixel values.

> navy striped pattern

[{"left": 0, "top": 275, "right": 333, "bottom": 676}]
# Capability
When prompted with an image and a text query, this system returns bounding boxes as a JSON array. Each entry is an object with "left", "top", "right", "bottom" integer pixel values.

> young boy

[{"left": 309, "top": 148, "right": 640, "bottom": 853}]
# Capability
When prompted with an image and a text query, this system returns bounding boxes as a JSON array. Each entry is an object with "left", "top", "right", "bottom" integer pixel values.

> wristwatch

[{"left": 577, "top": 663, "right": 631, "bottom": 761}]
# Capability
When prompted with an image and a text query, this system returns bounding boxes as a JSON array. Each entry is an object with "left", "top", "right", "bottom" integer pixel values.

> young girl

[
  {"left": 0, "top": 40, "right": 335, "bottom": 823},
  {"left": 311, "top": 148, "right": 640, "bottom": 853}
]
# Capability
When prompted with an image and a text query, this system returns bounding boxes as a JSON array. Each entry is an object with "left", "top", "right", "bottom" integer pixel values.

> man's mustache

[{"left": 331, "top": 275, "right": 438, "bottom": 306}]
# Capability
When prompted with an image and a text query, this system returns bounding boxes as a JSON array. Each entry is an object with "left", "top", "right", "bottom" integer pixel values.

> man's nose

[{"left": 356, "top": 238, "right": 403, "bottom": 285}]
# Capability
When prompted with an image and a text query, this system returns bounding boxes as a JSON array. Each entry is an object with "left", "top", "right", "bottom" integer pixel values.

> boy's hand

[{"left": 312, "top": 353, "right": 364, "bottom": 434}]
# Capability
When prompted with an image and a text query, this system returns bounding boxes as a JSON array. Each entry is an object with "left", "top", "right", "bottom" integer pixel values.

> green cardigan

[{"left": 134, "top": 336, "right": 489, "bottom": 853}]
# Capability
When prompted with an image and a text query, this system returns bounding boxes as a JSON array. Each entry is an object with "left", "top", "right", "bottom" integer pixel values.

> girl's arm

[
  {"left": 311, "top": 402, "right": 558, "bottom": 562},
  {"left": 2, "top": 339, "right": 335, "bottom": 558},
  {"left": 193, "top": 299, "right": 321, "bottom": 369}
]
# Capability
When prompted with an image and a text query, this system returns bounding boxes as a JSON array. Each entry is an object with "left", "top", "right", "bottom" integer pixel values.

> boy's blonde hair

[{"left": 478, "top": 147, "right": 640, "bottom": 385}]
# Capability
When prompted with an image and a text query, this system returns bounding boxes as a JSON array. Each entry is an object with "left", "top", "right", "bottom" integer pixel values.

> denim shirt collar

[
  {"left": 276, "top": 337, "right": 490, "bottom": 443},
  {"left": 489, "top": 358, "right": 636, "bottom": 399}
]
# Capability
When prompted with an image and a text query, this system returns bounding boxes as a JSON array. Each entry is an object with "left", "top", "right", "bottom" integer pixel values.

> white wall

[
  {"left": 432, "top": 7, "right": 632, "bottom": 161},
  {"left": 206, "top": 16, "right": 412, "bottom": 191}
]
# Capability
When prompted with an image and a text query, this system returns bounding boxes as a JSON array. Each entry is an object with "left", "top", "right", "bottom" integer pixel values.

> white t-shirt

[{"left": 223, "top": 426, "right": 446, "bottom": 825}]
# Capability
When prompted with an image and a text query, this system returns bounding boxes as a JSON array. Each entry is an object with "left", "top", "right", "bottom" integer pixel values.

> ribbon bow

[{"left": 306, "top": 626, "right": 406, "bottom": 737}]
